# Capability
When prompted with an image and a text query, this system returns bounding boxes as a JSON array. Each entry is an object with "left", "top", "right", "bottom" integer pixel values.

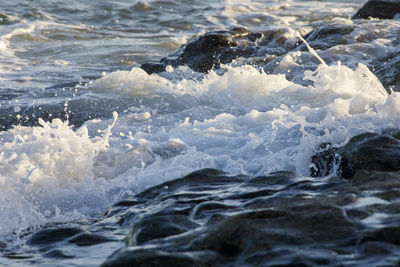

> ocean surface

[{"left": 1, "top": 0, "right": 400, "bottom": 266}]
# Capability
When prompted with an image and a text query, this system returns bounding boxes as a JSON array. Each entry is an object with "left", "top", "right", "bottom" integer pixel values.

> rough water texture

[{"left": 2, "top": 0, "right": 400, "bottom": 266}]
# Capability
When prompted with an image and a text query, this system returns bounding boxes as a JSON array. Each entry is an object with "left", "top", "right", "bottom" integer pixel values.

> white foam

[
  {"left": 89, "top": 61, "right": 395, "bottom": 178},
  {"left": 0, "top": 115, "right": 117, "bottom": 238},
  {"left": 4, "top": 56, "right": 400, "bottom": 239}
]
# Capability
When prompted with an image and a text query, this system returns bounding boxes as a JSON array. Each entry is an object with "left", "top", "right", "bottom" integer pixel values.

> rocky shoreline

[{"left": 2, "top": 1, "right": 400, "bottom": 266}]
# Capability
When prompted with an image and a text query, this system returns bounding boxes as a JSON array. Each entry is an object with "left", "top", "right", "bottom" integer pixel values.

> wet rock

[
  {"left": 102, "top": 249, "right": 221, "bottom": 267},
  {"left": 141, "top": 27, "right": 294, "bottom": 74},
  {"left": 0, "top": 240, "right": 6, "bottom": 252},
  {"left": 191, "top": 201, "right": 236, "bottom": 219},
  {"left": 43, "top": 249, "right": 75, "bottom": 259},
  {"left": 12, "top": 168, "right": 400, "bottom": 266},
  {"left": 310, "top": 142, "right": 340, "bottom": 177},
  {"left": 140, "top": 62, "right": 166, "bottom": 74},
  {"left": 373, "top": 51, "right": 400, "bottom": 91},
  {"left": 126, "top": 215, "right": 200, "bottom": 246},
  {"left": 27, "top": 227, "right": 84, "bottom": 247},
  {"left": 100, "top": 170, "right": 370, "bottom": 266},
  {"left": 142, "top": 28, "right": 253, "bottom": 73},
  {"left": 68, "top": 232, "right": 115, "bottom": 246},
  {"left": 311, "top": 131, "right": 400, "bottom": 178},
  {"left": 301, "top": 23, "right": 355, "bottom": 51},
  {"left": 359, "top": 241, "right": 394, "bottom": 255},
  {"left": 362, "top": 226, "right": 400, "bottom": 245},
  {"left": 353, "top": 0, "right": 400, "bottom": 19},
  {"left": 134, "top": 168, "right": 239, "bottom": 200},
  {"left": 339, "top": 132, "right": 400, "bottom": 178}
]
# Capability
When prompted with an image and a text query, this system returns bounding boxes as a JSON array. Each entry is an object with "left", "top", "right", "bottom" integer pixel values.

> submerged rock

[
  {"left": 311, "top": 131, "right": 400, "bottom": 178},
  {"left": 353, "top": 0, "right": 400, "bottom": 19}
]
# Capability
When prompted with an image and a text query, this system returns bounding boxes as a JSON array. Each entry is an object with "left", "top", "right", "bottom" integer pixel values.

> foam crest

[
  {"left": 1, "top": 119, "right": 104, "bottom": 186},
  {"left": 88, "top": 59, "right": 400, "bottom": 177},
  {"left": 0, "top": 115, "right": 117, "bottom": 238},
  {"left": 93, "top": 61, "right": 389, "bottom": 114}
]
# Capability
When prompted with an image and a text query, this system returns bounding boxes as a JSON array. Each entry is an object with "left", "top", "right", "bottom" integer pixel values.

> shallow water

[{"left": 1, "top": 0, "right": 400, "bottom": 265}]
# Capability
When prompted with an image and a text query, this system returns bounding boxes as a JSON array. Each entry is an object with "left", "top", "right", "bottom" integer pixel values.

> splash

[
  {"left": 2, "top": 43, "right": 400, "bottom": 244},
  {"left": 88, "top": 58, "right": 399, "bottom": 178},
  {"left": 0, "top": 114, "right": 118, "bottom": 238}
]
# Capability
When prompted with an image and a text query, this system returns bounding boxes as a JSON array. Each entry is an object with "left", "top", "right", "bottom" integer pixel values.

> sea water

[{"left": 0, "top": 0, "right": 399, "bottom": 260}]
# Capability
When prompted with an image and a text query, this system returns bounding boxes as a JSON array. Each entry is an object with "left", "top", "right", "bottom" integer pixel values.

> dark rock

[
  {"left": 353, "top": 0, "right": 400, "bottom": 19},
  {"left": 359, "top": 241, "right": 393, "bottom": 255},
  {"left": 373, "top": 51, "right": 400, "bottom": 91},
  {"left": 135, "top": 168, "right": 237, "bottom": 200},
  {"left": 103, "top": 199, "right": 143, "bottom": 218},
  {"left": 141, "top": 28, "right": 253, "bottom": 74},
  {"left": 101, "top": 168, "right": 366, "bottom": 266},
  {"left": 101, "top": 249, "right": 221, "bottom": 267},
  {"left": 67, "top": 232, "right": 115, "bottom": 246},
  {"left": 376, "top": 188, "right": 400, "bottom": 201},
  {"left": 12, "top": 168, "right": 400, "bottom": 266},
  {"left": 141, "top": 62, "right": 166, "bottom": 74},
  {"left": 0, "top": 240, "right": 6, "bottom": 252},
  {"left": 301, "top": 24, "right": 355, "bottom": 50},
  {"left": 191, "top": 201, "right": 236, "bottom": 219},
  {"left": 193, "top": 209, "right": 297, "bottom": 256},
  {"left": 362, "top": 226, "right": 400, "bottom": 245},
  {"left": 339, "top": 132, "right": 400, "bottom": 178},
  {"left": 126, "top": 215, "right": 200, "bottom": 246},
  {"left": 311, "top": 131, "right": 400, "bottom": 178},
  {"left": 310, "top": 142, "right": 340, "bottom": 177},
  {"left": 244, "top": 171, "right": 298, "bottom": 185},
  {"left": 141, "top": 27, "right": 294, "bottom": 74},
  {"left": 27, "top": 227, "right": 84, "bottom": 246},
  {"left": 43, "top": 249, "right": 75, "bottom": 259}
]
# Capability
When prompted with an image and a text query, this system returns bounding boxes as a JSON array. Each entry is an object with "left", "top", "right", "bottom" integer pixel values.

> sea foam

[{"left": 2, "top": 54, "right": 400, "bottom": 243}]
